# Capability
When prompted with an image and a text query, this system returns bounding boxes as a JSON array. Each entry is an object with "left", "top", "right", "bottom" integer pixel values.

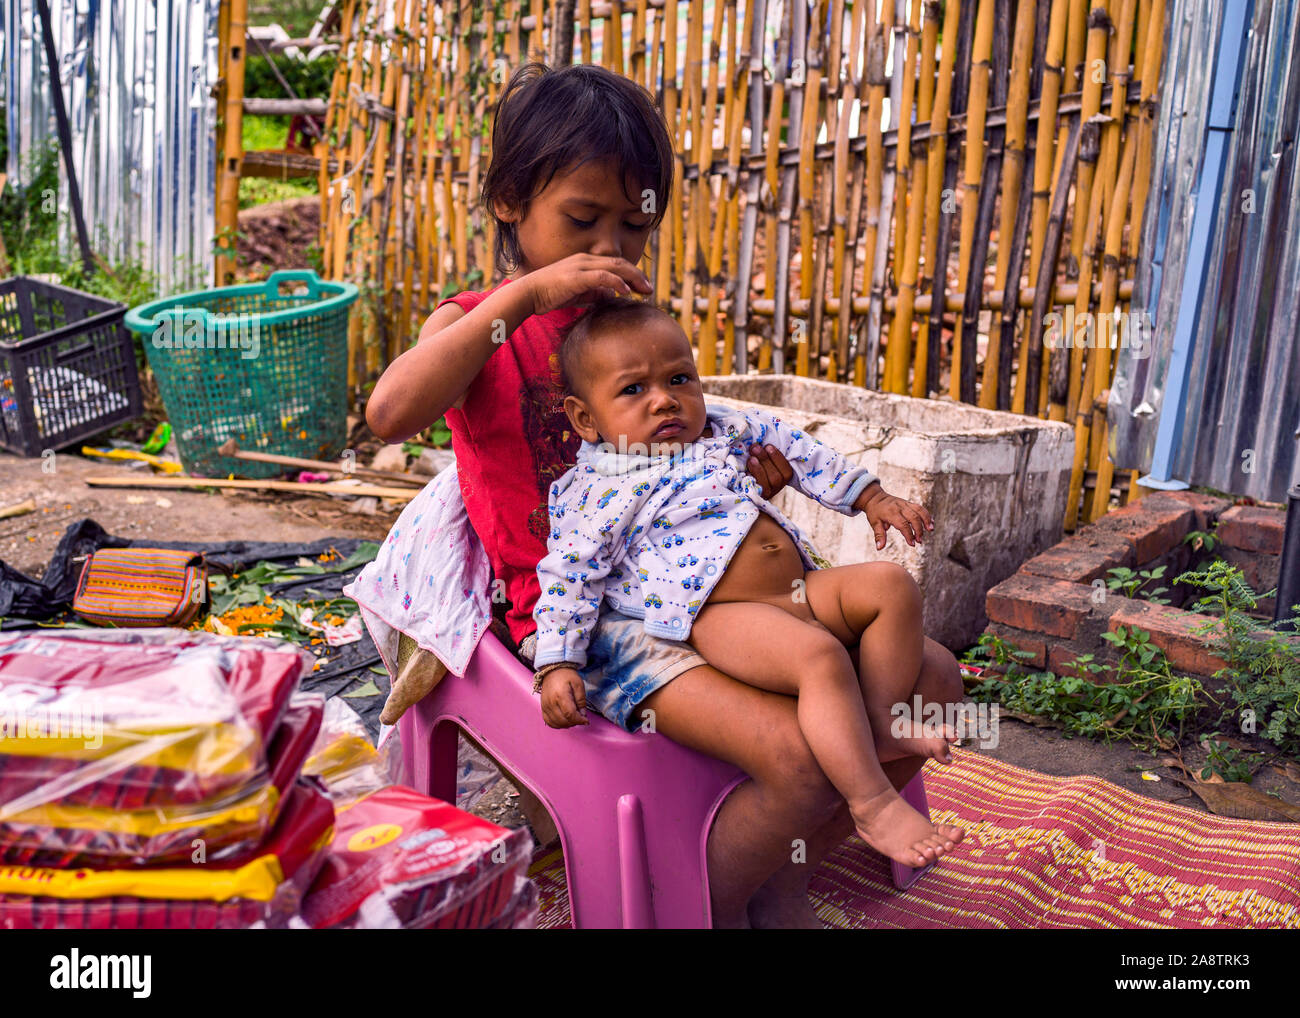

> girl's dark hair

[{"left": 481, "top": 62, "right": 675, "bottom": 275}]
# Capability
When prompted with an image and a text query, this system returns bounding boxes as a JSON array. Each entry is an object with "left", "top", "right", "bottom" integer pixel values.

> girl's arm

[{"left": 366, "top": 284, "right": 537, "bottom": 443}]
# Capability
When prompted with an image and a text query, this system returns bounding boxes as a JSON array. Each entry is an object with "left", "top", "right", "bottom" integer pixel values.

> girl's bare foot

[
  {"left": 849, "top": 789, "right": 966, "bottom": 868},
  {"left": 879, "top": 719, "right": 960, "bottom": 763}
]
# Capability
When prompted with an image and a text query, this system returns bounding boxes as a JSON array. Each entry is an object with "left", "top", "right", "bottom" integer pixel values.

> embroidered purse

[{"left": 72, "top": 548, "right": 209, "bottom": 627}]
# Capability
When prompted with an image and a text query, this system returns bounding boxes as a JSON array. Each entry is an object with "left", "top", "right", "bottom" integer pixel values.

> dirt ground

[
  {"left": 0, "top": 446, "right": 400, "bottom": 578},
  {"left": 236, "top": 196, "right": 321, "bottom": 279},
  {"left": 4, "top": 446, "right": 1298, "bottom": 829}
]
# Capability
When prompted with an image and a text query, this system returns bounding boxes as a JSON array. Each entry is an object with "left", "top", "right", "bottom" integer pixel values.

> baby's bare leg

[
  {"left": 804, "top": 563, "right": 958, "bottom": 763},
  {"left": 688, "top": 601, "right": 958, "bottom": 869}
]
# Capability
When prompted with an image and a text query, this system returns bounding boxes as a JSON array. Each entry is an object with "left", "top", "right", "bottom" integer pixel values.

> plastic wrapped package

[
  {"left": 301, "top": 784, "right": 533, "bottom": 929},
  {"left": 486, "top": 878, "right": 540, "bottom": 930},
  {"left": 1, "top": 694, "right": 325, "bottom": 868},
  {"left": 0, "top": 629, "right": 310, "bottom": 810},
  {"left": 0, "top": 777, "right": 335, "bottom": 930},
  {"left": 302, "top": 697, "right": 402, "bottom": 806}
]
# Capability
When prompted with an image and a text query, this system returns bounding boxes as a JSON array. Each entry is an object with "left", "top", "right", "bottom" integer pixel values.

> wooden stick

[
  {"left": 0, "top": 498, "right": 37, "bottom": 521},
  {"left": 979, "top": 0, "right": 1036, "bottom": 408},
  {"left": 215, "top": 440, "right": 426, "bottom": 485},
  {"left": 86, "top": 477, "right": 419, "bottom": 500}
]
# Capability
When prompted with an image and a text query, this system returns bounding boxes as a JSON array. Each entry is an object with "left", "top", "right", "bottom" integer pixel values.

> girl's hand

[
  {"left": 860, "top": 483, "right": 934, "bottom": 550},
  {"left": 745, "top": 444, "right": 794, "bottom": 500},
  {"left": 540, "top": 667, "right": 590, "bottom": 728},
  {"left": 524, "top": 254, "right": 652, "bottom": 316}
]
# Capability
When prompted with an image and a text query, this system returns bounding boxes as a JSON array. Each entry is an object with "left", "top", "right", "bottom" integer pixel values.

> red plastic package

[
  {"left": 0, "top": 777, "right": 335, "bottom": 930},
  {"left": 0, "top": 629, "right": 309, "bottom": 811},
  {"left": 301, "top": 784, "right": 533, "bottom": 929},
  {"left": 0, "top": 693, "right": 324, "bottom": 868}
]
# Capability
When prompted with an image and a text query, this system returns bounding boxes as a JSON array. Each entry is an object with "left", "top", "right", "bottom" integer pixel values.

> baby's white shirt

[{"left": 531, "top": 403, "right": 878, "bottom": 668}]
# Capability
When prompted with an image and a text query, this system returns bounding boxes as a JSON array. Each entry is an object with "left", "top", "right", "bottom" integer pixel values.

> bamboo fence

[{"left": 221, "top": 0, "right": 1169, "bottom": 529}]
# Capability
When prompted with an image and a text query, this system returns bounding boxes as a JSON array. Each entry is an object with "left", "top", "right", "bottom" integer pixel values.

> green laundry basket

[{"left": 125, "top": 270, "right": 359, "bottom": 479}]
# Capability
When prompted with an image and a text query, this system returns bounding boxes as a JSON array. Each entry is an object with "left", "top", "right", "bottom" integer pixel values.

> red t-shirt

[{"left": 436, "top": 279, "right": 585, "bottom": 645}]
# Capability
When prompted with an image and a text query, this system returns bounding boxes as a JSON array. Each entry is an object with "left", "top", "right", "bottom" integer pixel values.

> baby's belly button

[{"left": 708, "top": 522, "right": 803, "bottom": 600}]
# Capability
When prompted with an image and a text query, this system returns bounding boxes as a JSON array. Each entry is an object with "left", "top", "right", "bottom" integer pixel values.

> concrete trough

[{"left": 700, "top": 375, "right": 1076, "bottom": 650}]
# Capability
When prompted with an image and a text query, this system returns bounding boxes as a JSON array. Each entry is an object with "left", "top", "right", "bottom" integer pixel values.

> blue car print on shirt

[
  {"left": 687, "top": 599, "right": 702, "bottom": 617},
  {"left": 636, "top": 567, "right": 650, "bottom": 582},
  {"left": 651, "top": 515, "right": 672, "bottom": 529},
  {"left": 697, "top": 497, "right": 722, "bottom": 513},
  {"left": 598, "top": 518, "right": 617, "bottom": 535},
  {"left": 699, "top": 509, "right": 727, "bottom": 521},
  {"left": 632, "top": 482, "right": 651, "bottom": 497},
  {"left": 681, "top": 574, "right": 704, "bottom": 591},
  {"left": 621, "top": 581, "right": 632, "bottom": 594},
  {"left": 661, "top": 534, "right": 685, "bottom": 548},
  {"left": 596, "top": 488, "right": 619, "bottom": 509},
  {"left": 563, "top": 551, "right": 581, "bottom": 563},
  {"left": 644, "top": 593, "right": 663, "bottom": 608},
  {"left": 547, "top": 582, "right": 567, "bottom": 597},
  {"left": 677, "top": 553, "right": 699, "bottom": 568},
  {"left": 577, "top": 485, "right": 593, "bottom": 510}
]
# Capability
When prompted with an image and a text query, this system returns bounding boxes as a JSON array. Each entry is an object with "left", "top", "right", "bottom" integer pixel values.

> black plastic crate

[{"left": 0, "top": 276, "right": 142, "bottom": 456}]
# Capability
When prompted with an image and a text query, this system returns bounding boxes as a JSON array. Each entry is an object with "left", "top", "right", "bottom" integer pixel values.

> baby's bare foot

[
  {"left": 880, "top": 719, "right": 960, "bottom": 764},
  {"left": 849, "top": 789, "right": 966, "bottom": 869}
]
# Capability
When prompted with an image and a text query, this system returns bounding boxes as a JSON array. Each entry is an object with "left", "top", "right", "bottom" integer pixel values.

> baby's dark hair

[
  {"left": 559, "top": 296, "right": 673, "bottom": 400},
  {"left": 481, "top": 62, "right": 675, "bottom": 275}
]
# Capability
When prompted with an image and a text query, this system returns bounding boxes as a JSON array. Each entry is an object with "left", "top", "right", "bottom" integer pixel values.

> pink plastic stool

[{"left": 398, "top": 630, "right": 934, "bottom": 927}]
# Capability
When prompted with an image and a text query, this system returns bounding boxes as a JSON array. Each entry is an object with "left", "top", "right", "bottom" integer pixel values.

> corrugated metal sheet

[
  {"left": 1, "top": 0, "right": 219, "bottom": 291},
  {"left": 1111, "top": 0, "right": 1300, "bottom": 503}
]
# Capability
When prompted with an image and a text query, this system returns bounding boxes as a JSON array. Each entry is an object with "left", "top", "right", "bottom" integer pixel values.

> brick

[
  {"left": 1048, "top": 643, "right": 1094, "bottom": 680},
  {"left": 1144, "top": 489, "right": 1234, "bottom": 532},
  {"left": 1088, "top": 500, "right": 1194, "bottom": 564},
  {"left": 984, "top": 624, "right": 1048, "bottom": 668},
  {"left": 1108, "top": 601, "right": 1228, "bottom": 677},
  {"left": 1220, "top": 546, "right": 1278, "bottom": 596},
  {"left": 986, "top": 572, "right": 1095, "bottom": 639},
  {"left": 1021, "top": 530, "right": 1135, "bottom": 584},
  {"left": 1217, "top": 505, "right": 1285, "bottom": 555}
]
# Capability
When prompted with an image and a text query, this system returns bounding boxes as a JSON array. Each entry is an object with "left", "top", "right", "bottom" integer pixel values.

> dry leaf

[
  {"left": 1271, "top": 761, "right": 1300, "bottom": 783},
  {"left": 1171, "top": 778, "right": 1300, "bottom": 822}
]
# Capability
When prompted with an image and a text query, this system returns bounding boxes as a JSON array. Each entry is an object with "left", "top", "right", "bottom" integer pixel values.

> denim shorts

[{"left": 519, "top": 608, "right": 706, "bottom": 731}]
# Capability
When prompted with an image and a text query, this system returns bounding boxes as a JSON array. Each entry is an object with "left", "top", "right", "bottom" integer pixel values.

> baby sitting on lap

[{"left": 530, "top": 297, "right": 965, "bottom": 870}]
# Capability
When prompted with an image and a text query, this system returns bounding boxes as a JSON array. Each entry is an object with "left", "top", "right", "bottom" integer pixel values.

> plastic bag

[
  {"left": 0, "top": 628, "right": 320, "bottom": 867},
  {"left": 0, "top": 777, "right": 335, "bottom": 929},
  {"left": 1, "top": 694, "right": 324, "bottom": 868},
  {"left": 0, "top": 629, "right": 310, "bottom": 810},
  {"left": 302, "top": 697, "right": 403, "bottom": 806},
  {"left": 301, "top": 784, "right": 533, "bottom": 930}
]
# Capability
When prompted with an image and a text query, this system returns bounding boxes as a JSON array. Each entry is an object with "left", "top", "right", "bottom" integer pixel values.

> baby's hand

[
  {"left": 861, "top": 484, "right": 934, "bottom": 549},
  {"left": 540, "top": 668, "right": 590, "bottom": 728},
  {"left": 745, "top": 444, "right": 793, "bottom": 499}
]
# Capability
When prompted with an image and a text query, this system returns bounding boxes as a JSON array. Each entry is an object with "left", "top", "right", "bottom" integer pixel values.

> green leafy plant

[
  {"left": 1198, "top": 738, "right": 1265, "bottom": 783},
  {"left": 1176, "top": 559, "right": 1300, "bottom": 757},
  {"left": 1184, "top": 525, "right": 1221, "bottom": 554},
  {"left": 963, "top": 630, "right": 1210, "bottom": 749},
  {"left": 1106, "top": 564, "right": 1172, "bottom": 605}
]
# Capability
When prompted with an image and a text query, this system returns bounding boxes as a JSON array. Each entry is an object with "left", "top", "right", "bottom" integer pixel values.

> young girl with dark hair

[{"left": 366, "top": 61, "right": 967, "bottom": 928}]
